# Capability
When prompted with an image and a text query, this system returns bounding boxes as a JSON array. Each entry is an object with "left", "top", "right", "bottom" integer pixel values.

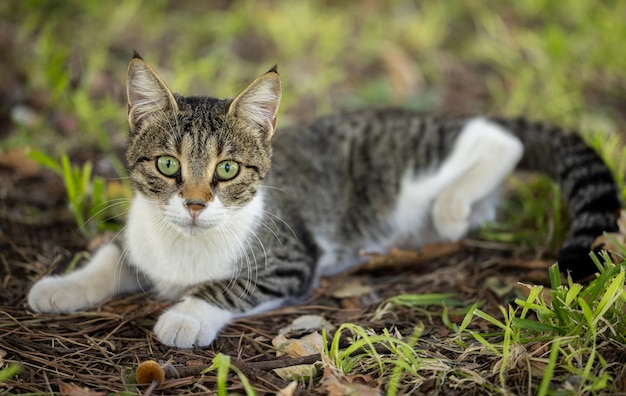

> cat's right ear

[
  {"left": 126, "top": 52, "right": 179, "bottom": 131},
  {"left": 228, "top": 66, "right": 281, "bottom": 140}
]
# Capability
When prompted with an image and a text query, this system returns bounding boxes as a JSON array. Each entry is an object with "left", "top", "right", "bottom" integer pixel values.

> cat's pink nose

[{"left": 185, "top": 201, "right": 206, "bottom": 218}]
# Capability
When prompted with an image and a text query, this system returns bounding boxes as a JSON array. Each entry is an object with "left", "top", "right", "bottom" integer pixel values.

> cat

[{"left": 28, "top": 52, "right": 621, "bottom": 348}]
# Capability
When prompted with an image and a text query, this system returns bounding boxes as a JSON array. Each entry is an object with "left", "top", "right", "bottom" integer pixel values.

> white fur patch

[
  {"left": 317, "top": 118, "right": 523, "bottom": 275},
  {"left": 28, "top": 244, "right": 139, "bottom": 313},
  {"left": 392, "top": 117, "right": 523, "bottom": 243},
  {"left": 163, "top": 194, "right": 230, "bottom": 234},
  {"left": 126, "top": 192, "right": 265, "bottom": 299},
  {"left": 154, "top": 296, "right": 234, "bottom": 348}
]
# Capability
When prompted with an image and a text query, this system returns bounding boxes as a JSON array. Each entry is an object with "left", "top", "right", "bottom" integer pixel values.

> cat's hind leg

[
  {"left": 432, "top": 118, "right": 523, "bottom": 240},
  {"left": 28, "top": 243, "right": 142, "bottom": 313}
]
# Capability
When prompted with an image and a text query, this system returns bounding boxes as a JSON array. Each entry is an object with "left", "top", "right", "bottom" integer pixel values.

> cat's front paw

[
  {"left": 28, "top": 276, "right": 96, "bottom": 313},
  {"left": 154, "top": 297, "right": 234, "bottom": 348}
]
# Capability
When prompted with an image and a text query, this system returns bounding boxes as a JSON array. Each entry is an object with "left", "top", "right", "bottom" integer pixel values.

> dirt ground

[
  {"left": 2, "top": 3, "right": 626, "bottom": 393},
  {"left": 1, "top": 156, "right": 567, "bottom": 395}
]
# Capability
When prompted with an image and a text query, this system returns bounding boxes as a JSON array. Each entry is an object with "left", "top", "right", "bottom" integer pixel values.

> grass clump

[
  {"left": 458, "top": 255, "right": 626, "bottom": 394},
  {"left": 203, "top": 353, "right": 256, "bottom": 396},
  {"left": 27, "top": 149, "right": 130, "bottom": 238}
]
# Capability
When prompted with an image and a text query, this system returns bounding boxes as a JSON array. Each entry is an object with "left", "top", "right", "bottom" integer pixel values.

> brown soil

[{"left": 0, "top": 158, "right": 564, "bottom": 395}]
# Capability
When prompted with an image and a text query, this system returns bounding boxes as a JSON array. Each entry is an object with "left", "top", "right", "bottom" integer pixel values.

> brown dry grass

[{"left": 1, "top": 166, "right": 559, "bottom": 395}]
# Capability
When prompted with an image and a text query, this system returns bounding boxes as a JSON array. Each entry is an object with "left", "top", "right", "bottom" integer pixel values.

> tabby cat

[{"left": 28, "top": 53, "right": 621, "bottom": 348}]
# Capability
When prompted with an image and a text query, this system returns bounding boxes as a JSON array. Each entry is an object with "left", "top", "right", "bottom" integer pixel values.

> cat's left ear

[
  {"left": 126, "top": 52, "right": 179, "bottom": 131},
  {"left": 228, "top": 66, "right": 281, "bottom": 140}
]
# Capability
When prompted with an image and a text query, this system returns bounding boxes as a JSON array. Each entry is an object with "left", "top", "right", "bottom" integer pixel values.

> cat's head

[{"left": 125, "top": 52, "right": 281, "bottom": 235}]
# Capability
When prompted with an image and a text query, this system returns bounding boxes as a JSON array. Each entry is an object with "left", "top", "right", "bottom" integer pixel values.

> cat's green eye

[
  {"left": 156, "top": 156, "right": 181, "bottom": 177},
  {"left": 215, "top": 160, "right": 240, "bottom": 181}
]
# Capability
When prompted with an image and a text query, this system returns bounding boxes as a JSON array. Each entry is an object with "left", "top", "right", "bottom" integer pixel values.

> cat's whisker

[
  {"left": 232, "top": 219, "right": 267, "bottom": 300},
  {"left": 261, "top": 209, "right": 298, "bottom": 241},
  {"left": 257, "top": 215, "right": 283, "bottom": 246},
  {"left": 80, "top": 199, "right": 132, "bottom": 228},
  {"left": 258, "top": 184, "right": 287, "bottom": 193},
  {"left": 222, "top": 216, "right": 262, "bottom": 302},
  {"left": 214, "top": 223, "right": 245, "bottom": 298},
  {"left": 219, "top": 208, "right": 276, "bottom": 301}
]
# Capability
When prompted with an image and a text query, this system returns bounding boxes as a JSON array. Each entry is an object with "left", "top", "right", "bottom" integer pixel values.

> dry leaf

[
  {"left": 272, "top": 332, "right": 324, "bottom": 358},
  {"left": 0, "top": 148, "right": 39, "bottom": 175},
  {"left": 591, "top": 209, "right": 626, "bottom": 263},
  {"left": 279, "top": 314, "right": 335, "bottom": 334},
  {"left": 528, "top": 357, "right": 549, "bottom": 377},
  {"left": 329, "top": 278, "right": 372, "bottom": 299},
  {"left": 273, "top": 364, "right": 320, "bottom": 381},
  {"left": 276, "top": 381, "right": 298, "bottom": 396},
  {"left": 321, "top": 362, "right": 381, "bottom": 396},
  {"left": 58, "top": 382, "right": 106, "bottom": 396}
]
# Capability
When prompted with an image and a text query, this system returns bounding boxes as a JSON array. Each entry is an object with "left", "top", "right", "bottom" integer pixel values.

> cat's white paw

[
  {"left": 433, "top": 189, "right": 471, "bottom": 241},
  {"left": 28, "top": 276, "right": 97, "bottom": 313},
  {"left": 154, "top": 297, "right": 234, "bottom": 348}
]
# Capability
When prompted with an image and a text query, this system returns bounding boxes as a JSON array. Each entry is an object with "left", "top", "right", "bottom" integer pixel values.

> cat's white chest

[{"left": 126, "top": 193, "right": 261, "bottom": 299}]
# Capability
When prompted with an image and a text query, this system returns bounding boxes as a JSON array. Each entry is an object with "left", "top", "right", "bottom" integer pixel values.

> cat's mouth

[
  {"left": 161, "top": 195, "right": 230, "bottom": 235},
  {"left": 167, "top": 215, "right": 226, "bottom": 236}
]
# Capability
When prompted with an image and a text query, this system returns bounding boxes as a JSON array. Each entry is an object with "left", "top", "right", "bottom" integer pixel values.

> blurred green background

[{"left": 2, "top": 0, "right": 626, "bottom": 170}]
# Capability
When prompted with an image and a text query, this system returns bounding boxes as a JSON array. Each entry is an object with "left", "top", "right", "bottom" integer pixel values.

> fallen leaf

[
  {"left": 591, "top": 209, "right": 626, "bottom": 264},
  {"left": 276, "top": 381, "right": 298, "bottom": 396},
  {"left": 321, "top": 361, "right": 381, "bottom": 396},
  {"left": 185, "top": 359, "right": 205, "bottom": 366},
  {"left": 0, "top": 148, "right": 39, "bottom": 175},
  {"left": 528, "top": 357, "right": 549, "bottom": 377},
  {"left": 340, "top": 296, "right": 363, "bottom": 309},
  {"left": 58, "top": 382, "right": 106, "bottom": 396},
  {"left": 329, "top": 278, "right": 372, "bottom": 299},
  {"left": 272, "top": 332, "right": 324, "bottom": 358},
  {"left": 273, "top": 363, "right": 320, "bottom": 381},
  {"left": 592, "top": 232, "right": 625, "bottom": 262},
  {"left": 279, "top": 315, "right": 335, "bottom": 334}
]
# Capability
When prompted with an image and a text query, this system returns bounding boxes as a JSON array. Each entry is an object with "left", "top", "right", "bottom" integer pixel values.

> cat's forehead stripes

[{"left": 178, "top": 132, "right": 218, "bottom": 181}]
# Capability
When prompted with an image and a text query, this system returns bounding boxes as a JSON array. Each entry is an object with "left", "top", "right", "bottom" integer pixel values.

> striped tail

[{"left": 490, "top": 117, "right": 621, "bottom": 280}]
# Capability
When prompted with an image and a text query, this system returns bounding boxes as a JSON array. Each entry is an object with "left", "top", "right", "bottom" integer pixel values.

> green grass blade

[
  {"left": 457, "top": 302, "right": 481, "bottom": 334},
  {"left": 473, "top": 309, "right": 507, "bottom": 331},
  {"left": 0, "top": 364, "right": 21, "bottom": 383},
  {"left": 205, "top": 353, "right": 230, "bottom": 396},
  {"left": 511, "top": 318, "right": 565, "bottom": 334},
  {"left": 537, "top": 339, "right": 562, "bottom": 396},
  {"left": 27, "top": 148, "right": 62, "bottom": 174},
  {"left": 592, "top": 270, "right": 624, "bottom": 327},
  {"left": 385, "top": 293, "right": 458, "bottom": 307}
]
